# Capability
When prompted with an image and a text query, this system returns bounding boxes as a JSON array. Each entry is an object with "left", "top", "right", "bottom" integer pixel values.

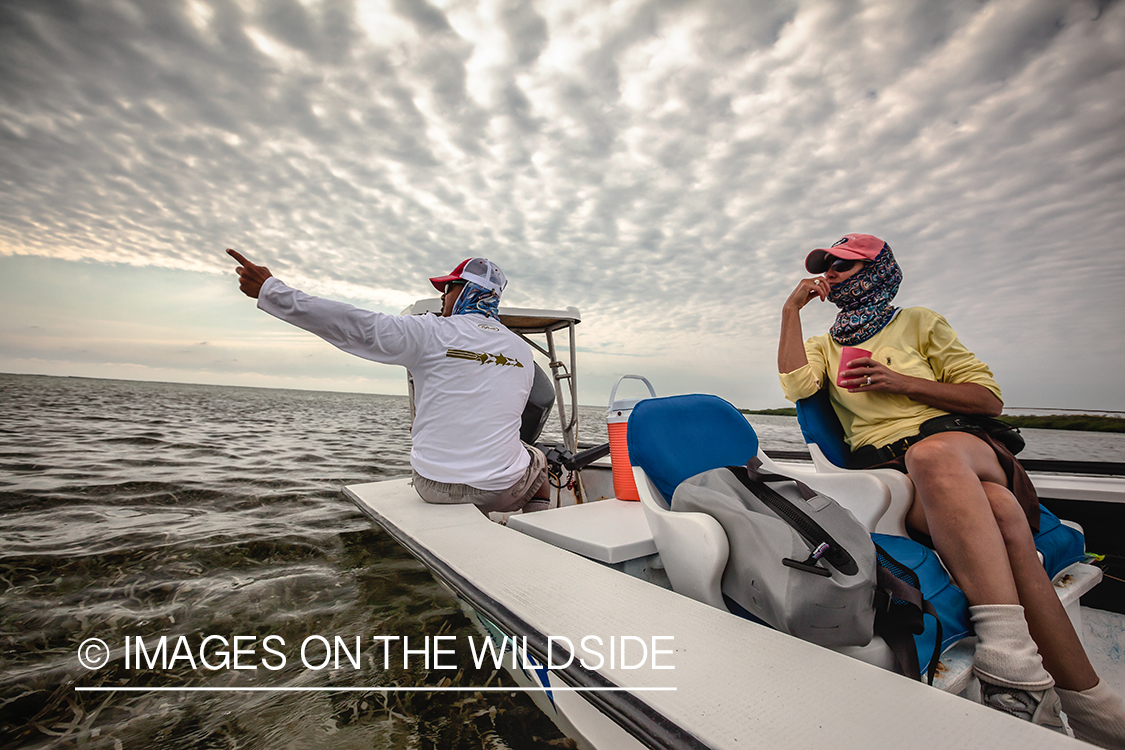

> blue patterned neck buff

[
  {"left": 827, "top": 244, "right": 902, "bottom": 345},
  {"left": 451, "top": 281, "right": 501, "bottom": 320}
]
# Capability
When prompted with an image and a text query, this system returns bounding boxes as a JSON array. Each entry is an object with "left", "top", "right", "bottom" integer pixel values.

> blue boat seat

[
  {"left": 795, "top": 390, "right": 914, "bottom": 537},
  {"left": 625, "top": 394, "right": 750, "bottom": 609},
  {"left": 627, "top": 395, "right": 909, "bottom": 608},
  {"left": 795, "top": 388, "right": 852, "bottom": 469},
  {"left": 629, "top": 393, "right": 1102, "bottom": 692},
  {"left": 628, "top": 394, "right": 761, "bottom": 505},
  {"left": 627, "top": 394, "right": 909, "bottom": 671}
]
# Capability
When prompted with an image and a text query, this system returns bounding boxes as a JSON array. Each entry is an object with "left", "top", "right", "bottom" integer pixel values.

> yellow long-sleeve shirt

[{"left": 779, "top": 307, "right": 1002, "bottom": 450}]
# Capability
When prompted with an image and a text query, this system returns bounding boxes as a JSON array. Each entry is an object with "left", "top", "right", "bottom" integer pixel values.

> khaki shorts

[{"left": 413, "top": 444, "right": 548, "bottom": 514}]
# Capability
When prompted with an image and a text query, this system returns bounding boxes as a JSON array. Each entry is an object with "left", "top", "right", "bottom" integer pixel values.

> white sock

[
  {"left": 969, "top": 604, "right": 1054, "bottom": 691},
  {"left": 1057, "top": 679, "right": 1125, "bottom": 749}
]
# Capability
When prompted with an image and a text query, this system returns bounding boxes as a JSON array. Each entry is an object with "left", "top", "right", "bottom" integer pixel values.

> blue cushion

[
  {"left": 873, "top": 533, "right": 973, "bottom": 666},
  {"left": 1035, "top": 505, "right": 1086, "bottom": 579},
  {"left": 872, "top": 512, "right": 1086, "bottom": 670},
  {"left": 627, "top": 394, "right": 759, "bottom": 503},
  {"left": 795, "top": 389, "right": 851, "bottom": 468}
]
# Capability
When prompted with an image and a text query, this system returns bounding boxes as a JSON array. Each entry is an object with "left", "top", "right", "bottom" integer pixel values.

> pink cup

[{"left": 836, "top": 346, "right": 872, "bottom": 387}]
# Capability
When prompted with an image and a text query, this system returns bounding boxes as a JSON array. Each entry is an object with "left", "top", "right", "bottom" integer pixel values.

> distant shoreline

[
  {"left": 741, "top": 408, "right": 1125, "bottom": 434},
  {"left": 4, "top": 373, "right": 1122, "bottom": 432}
]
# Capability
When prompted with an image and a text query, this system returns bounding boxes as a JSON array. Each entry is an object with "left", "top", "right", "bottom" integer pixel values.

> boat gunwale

[
  {"left": 344, "top": 483, "right": 712, "bottom": 750},
  {"left": 762, "top": 450, "right": 1125, "bottom": 479}
]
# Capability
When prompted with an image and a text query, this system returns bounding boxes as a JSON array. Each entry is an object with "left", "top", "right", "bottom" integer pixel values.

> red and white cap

[
  {"left": 429, "top": 257, "right": 508, "bottom": 294},
  {"left": 805, "top": 234, "right": 887, "bottom": 273}
]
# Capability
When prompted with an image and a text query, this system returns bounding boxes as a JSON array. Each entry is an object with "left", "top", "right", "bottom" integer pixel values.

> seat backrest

[
  {"left": 627, "top": 394, "right": 759, "bottom": 503},
  {"left": 520, "top": 362, "right": 555, "bottom": 444},
  {"left": 795, "top": 389, "right": 851, "bottom": 468}
]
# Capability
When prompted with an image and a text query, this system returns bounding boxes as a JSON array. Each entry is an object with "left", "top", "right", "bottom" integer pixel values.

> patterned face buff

[
  {"left": 827, "top": 244, "right": 902, "bottom": 346},
  {"left": 451, "top": 281, "right": 501, "bottom": 320}
]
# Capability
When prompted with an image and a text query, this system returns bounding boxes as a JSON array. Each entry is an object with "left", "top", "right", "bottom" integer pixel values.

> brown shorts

[
  {"left": 412, "top": 444, "right": 548, "bottom": 514},
  {"left": 863, "top": 430, "right": 1040, "bottom": 536}
]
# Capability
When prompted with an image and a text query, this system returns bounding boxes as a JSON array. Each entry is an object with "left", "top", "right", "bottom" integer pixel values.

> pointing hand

[{"left": 227, "top": 248, "right": 273, "bottom": 299}]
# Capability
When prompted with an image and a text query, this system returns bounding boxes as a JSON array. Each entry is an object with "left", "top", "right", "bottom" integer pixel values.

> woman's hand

[
  {"left": 783, "top": 276, "right": 829, "bottom": 312},
  {"left": 839, "top": 356, "right": 908, "bottom": 393},
  {"left": 778, "top": 277, "right": 828, "bottom": 373},
  {"left": 839, "top": 356, "right": 1004, "bottom": 415}
]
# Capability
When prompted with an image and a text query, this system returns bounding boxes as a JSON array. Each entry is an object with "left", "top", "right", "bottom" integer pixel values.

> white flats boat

[{"left": 347, "top": 301, "right": 1125, "bottom": 750}]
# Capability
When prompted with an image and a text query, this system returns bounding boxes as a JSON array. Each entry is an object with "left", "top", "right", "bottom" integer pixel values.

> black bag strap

[
  {"left": 726, "top": 463, "right": 860, "bottom": 577},
  {"left": 873, "top": 543, "right": 942, "bottom": 684},
  {"left": 745, "top": 456, "right": 819, "bottom": 501}
]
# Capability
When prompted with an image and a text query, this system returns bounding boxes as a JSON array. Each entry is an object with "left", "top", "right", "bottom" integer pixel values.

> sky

[{"left": 1, "top": 0, "right": 1123, "bottom": 412}]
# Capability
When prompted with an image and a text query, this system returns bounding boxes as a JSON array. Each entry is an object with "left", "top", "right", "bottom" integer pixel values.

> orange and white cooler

[{"left": 606, "top": 375, "right": 656, "bottom": 501}]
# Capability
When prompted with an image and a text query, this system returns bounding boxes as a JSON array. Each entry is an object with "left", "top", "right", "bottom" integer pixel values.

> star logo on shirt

[{"left": 446, "top": 349, "right": 524, "bottom": 368}]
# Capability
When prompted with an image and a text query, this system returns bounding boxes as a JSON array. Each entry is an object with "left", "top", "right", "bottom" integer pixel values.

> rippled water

[
  {"left": 0, "top": 374, "right": 574, "bottom": 749},
  {"left": 1, "top": 373, "right": 1121, "bottom": 749}
]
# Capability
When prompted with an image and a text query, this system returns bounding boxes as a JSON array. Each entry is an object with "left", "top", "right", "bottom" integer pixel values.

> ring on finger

[{"left": 866, "top": 375, "right": 871, "bottom": 385}]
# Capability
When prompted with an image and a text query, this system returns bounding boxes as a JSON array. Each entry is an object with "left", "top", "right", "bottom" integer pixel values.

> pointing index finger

[{"left": 226, "top": 248, "right": 252, "bottom": 267}]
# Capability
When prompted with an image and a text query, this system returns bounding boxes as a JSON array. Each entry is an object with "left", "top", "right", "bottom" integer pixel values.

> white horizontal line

[{"left": 75, "top": 686, "right": 677, "bottom": 693}]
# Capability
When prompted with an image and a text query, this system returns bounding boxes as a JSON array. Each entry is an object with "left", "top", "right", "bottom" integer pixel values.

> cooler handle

[{"left": 607, "top": 375, "right": 657, "bottom": 409}]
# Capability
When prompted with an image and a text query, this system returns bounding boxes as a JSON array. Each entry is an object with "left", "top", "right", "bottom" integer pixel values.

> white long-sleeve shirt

[{"left": 258, "top": 277, "right": 534, "bottom": 490}]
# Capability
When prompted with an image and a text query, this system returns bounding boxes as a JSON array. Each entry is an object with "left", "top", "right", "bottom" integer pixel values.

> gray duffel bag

[{"left": 671, "top": 458, "right": 877, "bottom": 648}]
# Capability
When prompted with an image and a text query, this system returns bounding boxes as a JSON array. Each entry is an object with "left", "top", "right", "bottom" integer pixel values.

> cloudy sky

[{"left": 2, "top": 0, "right": 1123, "bottom": 412}]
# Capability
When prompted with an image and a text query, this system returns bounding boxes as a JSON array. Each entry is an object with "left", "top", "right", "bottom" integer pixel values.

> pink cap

[
  {"left": 429, "top": 257, "right": 507, "bottom": 294},
  {"left": 805, "top": 234, "right": 887, "bottom": 273}
]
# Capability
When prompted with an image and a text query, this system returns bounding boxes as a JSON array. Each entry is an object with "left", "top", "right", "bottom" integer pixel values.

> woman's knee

[
  {"left": 983, "top": 482, "right": 1034, "bottom": 547},
  {"left": 904, "top": 437, "right": 961, "bottom": 480},
  {"left": 906, "top": 432, "right": 1006, "bottom": 487}
]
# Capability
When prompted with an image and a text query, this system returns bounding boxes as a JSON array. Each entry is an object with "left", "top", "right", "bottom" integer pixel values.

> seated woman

[{"left": 777, "top": 234, "right": 1124, "bottom": 746}]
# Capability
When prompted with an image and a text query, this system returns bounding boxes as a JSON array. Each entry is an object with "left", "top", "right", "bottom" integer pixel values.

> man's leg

[{"left": 518, "top": 447, "right": 551, "bottom": 513}]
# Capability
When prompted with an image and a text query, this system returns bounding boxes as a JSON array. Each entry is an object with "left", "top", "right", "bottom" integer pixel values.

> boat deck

[{"left": 347, "top": 478, "right": 1082, "bottom": 750}]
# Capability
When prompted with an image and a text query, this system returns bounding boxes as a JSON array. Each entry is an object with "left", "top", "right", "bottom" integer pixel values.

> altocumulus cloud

[{"left": 0, "top": 0, "right": 1122, "bottom": 408}]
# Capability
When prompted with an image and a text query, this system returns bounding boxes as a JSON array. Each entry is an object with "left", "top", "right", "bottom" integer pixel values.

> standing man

[{"left": 227, "top": 249, "right": 550, "bottom": 514}]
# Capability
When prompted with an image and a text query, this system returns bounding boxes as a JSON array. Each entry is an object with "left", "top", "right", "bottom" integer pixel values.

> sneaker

[{"left": 980, "top": 681, "right": 1072, "bottom": 735}]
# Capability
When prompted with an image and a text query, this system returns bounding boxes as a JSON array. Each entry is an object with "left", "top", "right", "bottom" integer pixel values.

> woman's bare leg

[
  {"left": 904, "top": 432, "right": 1019, "bottom": 604},
  {"left": 904, "top": 432, "right": 1097, "bottom": 690},
  {"left": 983, "top": 481, "right": 1097, "bottom": 691}
]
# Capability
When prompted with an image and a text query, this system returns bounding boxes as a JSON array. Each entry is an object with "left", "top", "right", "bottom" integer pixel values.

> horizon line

[{"left": 5, "top": 371, "right": 1122, "bottom": 415}]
